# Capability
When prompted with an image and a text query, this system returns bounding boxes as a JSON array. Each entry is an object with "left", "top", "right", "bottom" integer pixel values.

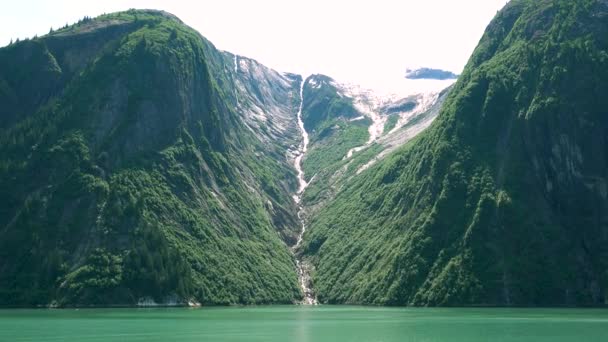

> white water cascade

[{"left": 292, "top": 77, "right": 318, "bottom": 305}]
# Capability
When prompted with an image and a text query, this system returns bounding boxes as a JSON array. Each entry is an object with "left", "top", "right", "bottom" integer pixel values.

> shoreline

[{"left": 1, "top": 303, "right": 607, "bottom": 310}]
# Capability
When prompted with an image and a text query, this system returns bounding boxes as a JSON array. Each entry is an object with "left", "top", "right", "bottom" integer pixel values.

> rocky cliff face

[{"left": 300, "top": 0, "right": 608, "bottom": 306}]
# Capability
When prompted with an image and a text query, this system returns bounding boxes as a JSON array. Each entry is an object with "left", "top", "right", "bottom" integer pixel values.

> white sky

[{"left": 0, "top": 0, "right": 509, "bottom": 93}]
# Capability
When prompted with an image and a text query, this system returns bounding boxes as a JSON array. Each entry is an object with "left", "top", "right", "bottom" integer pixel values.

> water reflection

[{"left": 1, "top": 306, "right": 607, "bottom": 342}]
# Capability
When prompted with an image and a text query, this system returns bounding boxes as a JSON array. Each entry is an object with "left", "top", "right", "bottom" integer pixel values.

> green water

[{"left": 1, "top": 306, "right": 607, "bottom": 341}]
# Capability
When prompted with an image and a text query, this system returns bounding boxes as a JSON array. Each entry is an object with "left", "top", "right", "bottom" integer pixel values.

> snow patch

[
  {"left": 387, "top": 91, "right": 440, "bottom": 135},
  {"left": 356, "top": 89, "right": 447, "bottom": 174},
  {"left": 308, "top": 78, "right": 322, "bottom": 89},
  {"left": 337, "top": 83, "right": 393, "bottom": 159}
]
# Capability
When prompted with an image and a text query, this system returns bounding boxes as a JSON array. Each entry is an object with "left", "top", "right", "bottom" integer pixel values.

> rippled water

[{"left": 1, "top": 306, "right": 608, "bottom": 341}]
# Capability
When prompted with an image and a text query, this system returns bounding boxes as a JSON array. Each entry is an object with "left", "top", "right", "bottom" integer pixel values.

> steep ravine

[{"left": 292, "top": 77, "right": 318, "bottom": 305}]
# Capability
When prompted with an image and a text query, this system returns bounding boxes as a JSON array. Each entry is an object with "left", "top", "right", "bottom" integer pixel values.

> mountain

[
  {"left": 4, "top": 0, "right": 604, "bottom": 309},
  {"left": 286, "top": 73, "right": 453, "bottom": 303},
  {"left": 405, "top": 68, "right": 459, "bottom": 80},
  {"left": 297, "top": 75, "right": 451, "bottom": 217},
  {"left": 0, "top": 8, "right": 451, "bottom": 308},
  {"left": 0, "top": 10, "right": 305, "bottom": 306},
  {"left": 300, "top": 0, "right": 608, "bottom": 306}
]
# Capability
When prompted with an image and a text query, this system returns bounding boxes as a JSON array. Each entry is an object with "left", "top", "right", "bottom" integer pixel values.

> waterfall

[{"left": 292, "top": 77, "right": 318, "bottom": 305}]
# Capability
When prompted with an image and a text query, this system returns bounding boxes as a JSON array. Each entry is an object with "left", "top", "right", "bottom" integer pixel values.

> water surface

[{"left": 1, "top": 306, "right": 607, "bottom": 341}]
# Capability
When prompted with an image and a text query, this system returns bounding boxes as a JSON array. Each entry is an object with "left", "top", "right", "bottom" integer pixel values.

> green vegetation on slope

[
  {"left": 302, "top": 0, "right": 608, "bottom": 306},
  {"left": 300, "top": 75, "right": 370, "bottom": 178},
  {"left": 0, "top": 10, "right": 301, "bottom": 306}
]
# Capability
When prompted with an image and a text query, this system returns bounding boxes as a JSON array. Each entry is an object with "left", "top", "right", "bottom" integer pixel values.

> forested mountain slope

[
  {"left": 3, "top": 0, "right": 602, "bottom": 309},
  {"left": 301, "top": 0, "right": 608, "bottom": 306},
  {"left": 0, "top": 10, "right": 304, "bottom": 306},
  {"left": 297, "top": 75, "right": 451, "bottom": 217}
]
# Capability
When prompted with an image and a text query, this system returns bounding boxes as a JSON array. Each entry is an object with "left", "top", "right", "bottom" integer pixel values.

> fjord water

[{"left": 1, "top": 306, "right": 608, "bottom": 342}]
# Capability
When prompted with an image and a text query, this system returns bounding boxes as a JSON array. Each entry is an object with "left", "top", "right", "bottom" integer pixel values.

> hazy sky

[{"left": 1, "top": 0, "right": 509, "bottom": 90}]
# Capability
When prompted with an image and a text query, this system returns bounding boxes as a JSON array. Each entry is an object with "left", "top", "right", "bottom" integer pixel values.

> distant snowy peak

[{"left": 405, "top": 68, "right": 459, "bottom": 80}]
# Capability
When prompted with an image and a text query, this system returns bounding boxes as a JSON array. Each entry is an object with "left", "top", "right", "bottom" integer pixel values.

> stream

[{"left": 292, "top": 77, "right": 318, "bottom": 305}]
